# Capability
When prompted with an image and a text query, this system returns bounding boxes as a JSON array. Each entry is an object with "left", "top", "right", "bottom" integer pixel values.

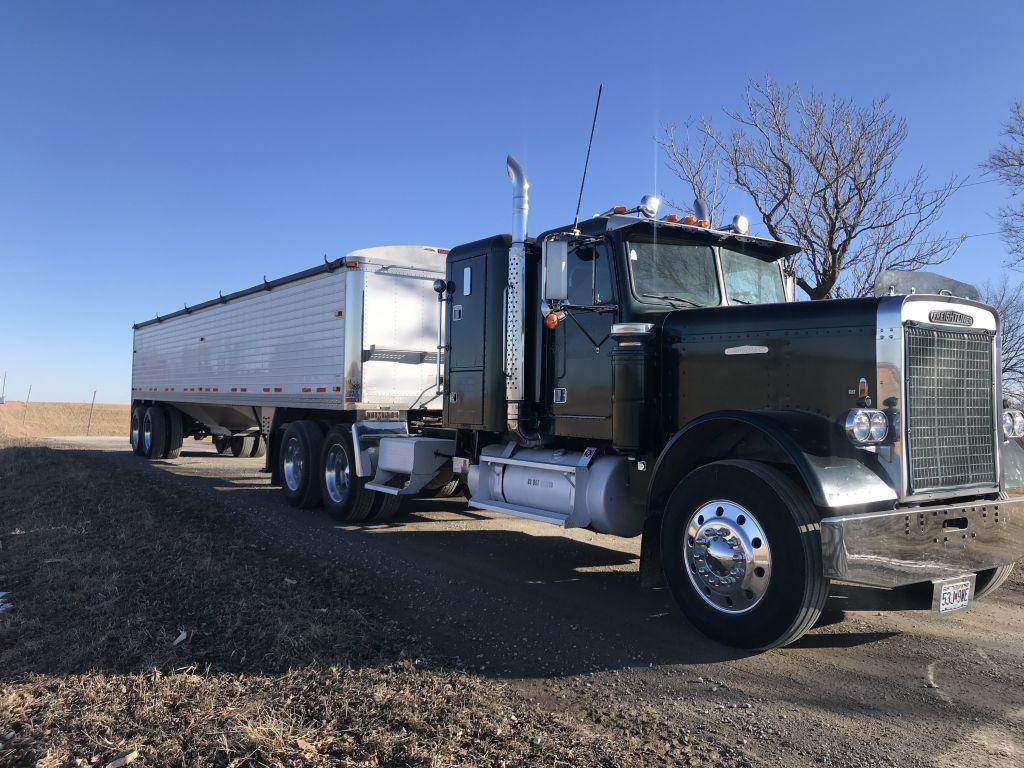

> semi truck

[{"left": 131, "top": 156, "right": 1024, "bottom": 649}]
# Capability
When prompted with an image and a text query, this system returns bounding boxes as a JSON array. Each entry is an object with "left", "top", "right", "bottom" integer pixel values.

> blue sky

[{"left": 1, "top": 1, "right": 1021, "bottom": 403}]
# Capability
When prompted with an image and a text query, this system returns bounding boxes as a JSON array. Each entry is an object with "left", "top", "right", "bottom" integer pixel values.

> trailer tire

[
  {"left": 142, "top": 405, "right": 168, "bottom": 460},
  {"left": 279, "top": 421, "right": 324, "bottom": 509},
  {"left": 974, "top": 564, "right": 1015, "bottom": 600},
  {"left": 213, "top": 436, "right": 229, "bottom": 455},
  {"left": 319, "top": 427, "right": 377, "bottom": 522},
  {"left": 130, "top": 407, "right": 146, "bottom": 456},
  {"left": 230, "top": 436, "right": 256, "bottom": 458},
  {"left": 427, "top": 478, "right": 462, "bottom": 498},
  {"left": 660, "top": 460, "right": 828, "bottom": 650},
  {"left": 163, "top": 408, "right": 184, "bottom": 459},
  {"left": 249, "top": 435, "right": 267, "bottom": 458}
]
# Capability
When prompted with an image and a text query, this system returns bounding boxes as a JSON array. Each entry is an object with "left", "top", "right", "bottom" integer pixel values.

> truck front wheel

[
  {"left": 279, "top": 421, "right": 324, "bottom": 509},
  {"left": 660, "top": 460, "right": 828, "bottom": 650},
  {"left": 974, "top": 564, "right": 1015, "bottom": 600}
]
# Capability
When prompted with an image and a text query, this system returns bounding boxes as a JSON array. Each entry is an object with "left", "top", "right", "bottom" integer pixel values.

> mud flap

[{"left": 639, "top": 515, "right": 665, "bottom": 588}]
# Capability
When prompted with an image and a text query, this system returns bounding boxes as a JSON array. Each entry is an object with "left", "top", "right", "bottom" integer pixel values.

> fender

[{"left": 646, "top": 410, "right": 898, "bottom": 515}]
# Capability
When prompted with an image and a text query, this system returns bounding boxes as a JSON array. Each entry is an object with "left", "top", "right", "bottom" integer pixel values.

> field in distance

[{"left": 0, "top": 401, "right": 129, "bottom": 438}]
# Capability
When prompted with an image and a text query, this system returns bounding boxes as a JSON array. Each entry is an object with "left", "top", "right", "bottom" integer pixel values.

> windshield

[
  {"left": 626, "top": 241, "right": 720, "bottom": 306},
  {"left": 720, "top": 247, "right": 786, "bottom": 305}
]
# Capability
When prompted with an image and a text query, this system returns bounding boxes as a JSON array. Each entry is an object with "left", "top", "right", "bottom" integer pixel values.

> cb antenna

[{"left": 572, "top": 83, "right": 603, "bottom": 235}]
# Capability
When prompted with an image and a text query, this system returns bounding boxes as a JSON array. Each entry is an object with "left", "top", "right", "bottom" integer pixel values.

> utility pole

[
  {"left": 86, "top": 390, "right": 97, "bottom": 436},
  {"left": 22, "top": 384, "right": 32, "bottom": 425},
  {"left": 0, "top": 370, "right": 6, "bottom": 404}
]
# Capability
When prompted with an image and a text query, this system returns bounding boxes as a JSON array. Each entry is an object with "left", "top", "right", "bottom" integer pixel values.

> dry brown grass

[
  {"left": 0, "top": 402, "right": 128, "bottom": 438},
  {"left": 0, "top": 439, "right": 666, "bottom": 768}
]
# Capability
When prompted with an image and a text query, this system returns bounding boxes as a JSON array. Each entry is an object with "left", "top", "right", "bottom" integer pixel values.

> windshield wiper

[
  {"left": 639, "top": 293, "right": 700, "bottom": 308},
  {"left": 730, "top": 297, "right": 753, "bottom": 305}
]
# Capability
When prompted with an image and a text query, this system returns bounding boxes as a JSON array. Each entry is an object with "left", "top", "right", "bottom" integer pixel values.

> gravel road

[{"left": 46, "top": 436, "right": 1024, "bottom": 768}]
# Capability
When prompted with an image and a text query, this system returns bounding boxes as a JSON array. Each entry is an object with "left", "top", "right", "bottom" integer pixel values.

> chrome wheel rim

[
  {"left": 283, "top": 436, "right": 304, "bottom": 492},
  {"left": 324, "top": 444, "right": 350, "bottom": 504},
  {"left": 684, "top": 500, "right": 773, "bottom": 614},
  {"left": 142, "top": 414, "right": 153, "bottom": 454},
  {"left": 130, "top": 413, "right": 140, "bottom": 449}
]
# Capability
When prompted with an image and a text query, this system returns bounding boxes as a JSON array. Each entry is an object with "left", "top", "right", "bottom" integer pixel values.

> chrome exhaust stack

[{"left": 504, "top": 156, "right": 540, "bottom": 445}]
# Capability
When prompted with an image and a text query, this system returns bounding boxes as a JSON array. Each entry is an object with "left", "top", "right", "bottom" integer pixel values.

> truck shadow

[{"left": 0, "top": 444, "right": 912, "bottom": 684}]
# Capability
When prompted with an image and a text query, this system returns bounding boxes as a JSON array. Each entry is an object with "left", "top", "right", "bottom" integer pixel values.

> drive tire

[
  {"left": 213, "top": 436, "right": 229, "bottom": 455},
  {"left": 249, "top": 435, "right": 267, "bottom": 458},
  {"left": 368, "top": 493, "right": 405, "bottom": 522},
  {"left": 230, "top": 436, "right": 256, "bottom": 457},
  {"left": 163, "top": 408, "right": 184, "bottom": 459},
  {"left": 974, "top": 564, "right": 1015, "bottom": 600},
  {"left": 130, "top": 406, "right": 146, "bottom": 456},
  {"left": 142, "top": 405, "right": 168, "bottom": 460},
  {"left": 660, "top": 460, "right": 828, "bottom": 650},
  {"left": 427, "top": 477, "right": 461, "bottom": 498},
  {"left": 279, "top": 421, "right": 324, "bottom": 509},
  {"left": 319, "top": 426, "right": 377, "bottom": 523}
]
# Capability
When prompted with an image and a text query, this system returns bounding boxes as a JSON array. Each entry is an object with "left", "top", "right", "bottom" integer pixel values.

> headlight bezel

[
  {"left": 844, "top": 408, "right": 890, "bottom": 446},
  {"left": 1002, "top": 408, "right": 1024, "bottom": 440}
]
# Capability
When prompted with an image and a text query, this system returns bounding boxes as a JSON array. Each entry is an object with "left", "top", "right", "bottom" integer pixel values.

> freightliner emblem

[{"left": 928, "top": 309, "right": 974, "bottom": 327}]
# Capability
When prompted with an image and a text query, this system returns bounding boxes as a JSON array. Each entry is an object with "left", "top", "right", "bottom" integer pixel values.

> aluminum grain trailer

[{"left": 130, "top": 245, "right": 454, "bottom": 521}]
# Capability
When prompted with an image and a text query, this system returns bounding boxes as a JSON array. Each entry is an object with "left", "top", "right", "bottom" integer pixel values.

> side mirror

[{"left": 542, "top": 239, "right": 568, "bottom": 302}]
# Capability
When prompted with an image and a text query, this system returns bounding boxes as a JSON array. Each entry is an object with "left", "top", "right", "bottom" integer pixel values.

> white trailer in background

[{"left": 130, "top": 245, "right": 457, "bottom": 521}]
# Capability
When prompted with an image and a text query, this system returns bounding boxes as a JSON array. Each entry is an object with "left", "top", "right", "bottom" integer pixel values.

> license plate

[{"left": 933, "top": 575, "right": 975, "bottom": 614}]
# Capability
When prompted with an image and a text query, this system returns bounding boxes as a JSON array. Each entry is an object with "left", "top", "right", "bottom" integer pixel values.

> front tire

[
  {"left": 974, "top": 564, "right": 1016, "bottom": 600},
  {"left": 660, "top": 460, "right": 828, "bottom": 650},
  {"left": 279, "top": 421, "right": 324, "bottom": 509}
]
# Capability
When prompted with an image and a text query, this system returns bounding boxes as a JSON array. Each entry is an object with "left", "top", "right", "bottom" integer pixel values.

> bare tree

[
  {"left": 982, "top": 277, "right": 1024, "bottom": 405},
  {"left": 658, "top": 119, "right": 729, "bottom": 222},
  {"left": 659, "top": 77, "right": 965, "bottom": 299},
  {"left": 984, "top": 101, "right": 1024, "bottom": 266}
]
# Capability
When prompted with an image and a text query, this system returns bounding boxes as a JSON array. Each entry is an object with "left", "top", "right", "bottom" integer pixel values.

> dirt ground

[
  {"left": 0, "top": 401, "right": 128, "bottom": 438},
  {"left": 3, "top": 436, "right": 1024, "bottom": 768}
]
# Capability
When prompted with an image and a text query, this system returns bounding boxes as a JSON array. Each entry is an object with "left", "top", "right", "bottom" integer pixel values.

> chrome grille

[{"left": 905, "top": 325, "right": 997, "bottom": 492}]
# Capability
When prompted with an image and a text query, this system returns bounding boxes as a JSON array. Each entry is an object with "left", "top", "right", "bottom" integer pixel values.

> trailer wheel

[
  {"left": 279, "top": 421, "right": 324, "bottom": 509},
  {"left": 319, "top": 427, "right": 377, "bottom": 522},
  {"left": 163, "top": 408, "right": 184, "bottom": 459},
  {"left": 974, "top": 564, "right": 1015, "bottom": 600},
  {"left": 213, "top": 436, "right": 229, "bottom": 454},
  {"left": 142, "top": 405, "right": 169, "bottom": 460},
  {"left": 660, "top": 460, "right": 828, "bottom": 650},
  {"left": 230, "top": 436, "right": 256, "bottom": 457},
  {"left": 130, "top": 407, "right": 146, "bottom": 456},
  {"left": 249, "top": 435, "right": 267, "bottom": 458}
]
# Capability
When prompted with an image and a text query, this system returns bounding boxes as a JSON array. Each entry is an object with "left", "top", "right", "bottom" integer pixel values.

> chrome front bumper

[{"left": 820, "top": 497, "right": 1024, "bottom": 588}]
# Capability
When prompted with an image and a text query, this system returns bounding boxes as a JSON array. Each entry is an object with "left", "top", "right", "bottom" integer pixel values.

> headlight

[
  {"left": 845, "top": 409, "right": 889, "bottom": 445},
  {"left": 869, "top": 410, "right": 888, "bottom": 442},
  {"left": 1002, "top": 409, "right": 1024, "bottom": 439}
]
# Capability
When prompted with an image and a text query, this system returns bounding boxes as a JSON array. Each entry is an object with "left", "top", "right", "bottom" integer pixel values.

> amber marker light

[
  {"left": 663, "top": 214, "right": 681, "bottom": 223},
  {"left": 697, "top": 219, "right": 710, "bottom": 228},
  {"left": 612, "top": 205, "right": 627, "bottom": 214},
  {"left": 544, "top": 313, "right": 559, "bottom": 330},
  {"left": 682, "top": 215, "right": 698, "bottom": 225}
]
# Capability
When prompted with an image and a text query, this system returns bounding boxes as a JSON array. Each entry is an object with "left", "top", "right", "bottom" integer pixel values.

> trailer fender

[{"left": 646, "top": 410, "right": 897, "bottom": 516}]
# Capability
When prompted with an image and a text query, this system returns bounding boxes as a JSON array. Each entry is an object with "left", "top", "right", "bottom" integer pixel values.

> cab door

[{"left": 547, "top": 241, "right": 617, "bottom": 440}]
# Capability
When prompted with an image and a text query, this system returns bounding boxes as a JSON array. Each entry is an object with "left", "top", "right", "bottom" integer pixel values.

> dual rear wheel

[
  {"left": 278, "top": 420, "right": 404, "bottom": 523},
  {"left": 131, "top": 404, "right": 184, "bottom": 460}
]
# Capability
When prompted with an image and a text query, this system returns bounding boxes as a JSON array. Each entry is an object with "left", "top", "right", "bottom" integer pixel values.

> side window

[{"left": 567, "top": 243, "right": 615, "bottom": 306}]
